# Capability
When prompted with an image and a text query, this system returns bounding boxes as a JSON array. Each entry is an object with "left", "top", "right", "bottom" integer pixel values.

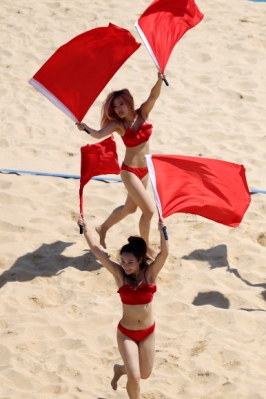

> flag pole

[
  {"left": 79, "top": 188, "right": 84, "bottom": 235},
  {"left": 29, "top": 78, "right": 80, "bottom": 122},
  {"left": 134, "top": 22, "right": 169, "bottom": 86},
  {"left": 145, "top": 155, "right": 168, "bottom": 240},
  {"left": 160, "top": 219, "right": 169, "bottom": 240}
]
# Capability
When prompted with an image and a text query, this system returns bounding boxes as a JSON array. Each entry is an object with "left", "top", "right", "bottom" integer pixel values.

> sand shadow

[
  {"left": 192, "top": 291, "right": 230, "bottom": 309},
  {"left": 182, "top": 244, "right": 266, "bottom": 307},
  {"left": 0, "top": 240, "right": 103, "bottom": 289},
  {"left": 182, "top": 244, "right": 229, "bottom": 269}
]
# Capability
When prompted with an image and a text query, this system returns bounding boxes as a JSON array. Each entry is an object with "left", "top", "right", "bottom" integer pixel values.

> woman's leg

[
  {"left": 96, "top": 171, "right": 155, "bottom": 256},
  {"left": 121, "top": 171, "right": 156, "bottom": 258},
  {"left": 111, "top": 364, "right": 126, "bottom": 390},
  {"left": 116, "top": 329, "right": 141, "bottom": 399},
  {"left": 112, "top": 328, "right": 156, "bottom": 397},
  {"left": 138, "top": 330, "right": 155, "bottom": 379},
  {"left": 96, "top": 194, "right": 138, "bottom": 248}
]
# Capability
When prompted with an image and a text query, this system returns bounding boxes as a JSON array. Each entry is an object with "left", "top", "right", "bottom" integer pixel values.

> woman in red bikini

[
  {"left": 77, "top": 214, "right": 169, "bottom": 399},
  {"left": 76, "top": 72, "right": 165, "bottom": 259}
]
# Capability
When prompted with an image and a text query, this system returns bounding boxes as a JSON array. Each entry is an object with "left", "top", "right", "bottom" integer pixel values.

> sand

[{"left": 1, "top": 0, "right": 266, "bottom": 398}]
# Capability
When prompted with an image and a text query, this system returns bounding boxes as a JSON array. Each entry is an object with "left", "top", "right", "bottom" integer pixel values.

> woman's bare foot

[
  {"left": 111, "top": 364, "right": 125, "bottom": 390},
  {"left": 95, "top": 225, "right": 107, "bottom": 249}
]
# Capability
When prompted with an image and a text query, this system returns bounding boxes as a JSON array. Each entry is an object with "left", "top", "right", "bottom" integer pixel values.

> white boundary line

[
  {"left": 145, "top": 155, "right": 163, "bottom": 219},
  {"left": 29, "top": 78, "right": 79, "bottom": 122}
]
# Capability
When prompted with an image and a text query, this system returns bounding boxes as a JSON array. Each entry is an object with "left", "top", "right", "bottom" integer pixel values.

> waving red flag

[
  {"left": 135, "top": 0, "right": 204, "bottom": 74},
  {"left": 79, "top": 135, "right": 120, "bottom": 218},
  {"left": 29, "top": 24, "right": 141, "bottom": 122},
  {"left": 145, "top": 154, "right": 251, "bottom": 227}
]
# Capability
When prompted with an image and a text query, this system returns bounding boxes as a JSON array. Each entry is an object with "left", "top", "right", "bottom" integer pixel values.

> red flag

[
  {"left": 29, "top": 24, "right": 141, "bottom": 122},
  {"left": 79, "top": 136, "right": 120, "bottom": 215},
  {"left": 135, "top": 0, "right": 204, "bottom": 73},
  {"left": 145, "top": 154, "right": 251, "bottom": 227}
]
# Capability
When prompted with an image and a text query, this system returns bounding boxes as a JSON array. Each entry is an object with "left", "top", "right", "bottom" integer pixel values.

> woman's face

[
  {"left": 113, "top": 96, "right": 129, "bottom": 119},
  {"left": 120, "top": 252, "right": 142, "bottom": 275}
]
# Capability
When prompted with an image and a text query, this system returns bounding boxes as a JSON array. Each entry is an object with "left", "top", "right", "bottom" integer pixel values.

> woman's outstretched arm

[
  {"left": 140, "top": 72, "right": 165, "bottom": 119},
  {"left": 78, "top": 215, "right": 122, "bottom": 280},
  {"left": 147, "top": 220, "right": 169, "bottom": 281},
  {"left": 76, "top": 120, "right": 119, "bottom": 140}
]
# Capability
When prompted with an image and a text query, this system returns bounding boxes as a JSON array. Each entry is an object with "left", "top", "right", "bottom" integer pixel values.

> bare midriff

[
  {"left": 120, "top": 302, "right": 154, "bottom": 330},
  {"left": 123, "top": 141, "right": 150, "bottom": 168}
]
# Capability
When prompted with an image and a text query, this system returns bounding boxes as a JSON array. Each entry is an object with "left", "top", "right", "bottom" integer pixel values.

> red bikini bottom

[
  {"left": 121, "top": 162, "right": 148, "bottom": 180},
  {"left": 118, "top": 322, "right": 155, "bottom": 343}
]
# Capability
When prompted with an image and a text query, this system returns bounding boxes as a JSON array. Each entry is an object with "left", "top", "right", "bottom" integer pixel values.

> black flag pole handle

[
  {"left": 159, "top": 71, "right": 169, "bottom": 86},
  {"left": 162, "top": 226, "right": 168, "bottom": 240},
  {"left": 79, "top": 213, "right": 84, "bottom": 234},
  {"left": 159, "top": 216, "right": 168, "bottom": 241}
]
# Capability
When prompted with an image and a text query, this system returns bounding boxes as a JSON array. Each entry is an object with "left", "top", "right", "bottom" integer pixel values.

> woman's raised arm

[
  {"left": 78, "top": 215, "right": 122, "bottom": 280},
  {"left": 147, "top": 220, "right": 169, "bottom": 281},
  {"left": 139, "top": 72, "right": 165, "bottom": 120}
]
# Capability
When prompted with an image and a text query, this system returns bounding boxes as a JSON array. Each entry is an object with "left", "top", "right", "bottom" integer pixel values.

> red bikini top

[
  {"left": 121, "top": 114, "right": 153, "bottom": 148},
  {"left": 117, "top": 270, "right": 157, "bottom": 305}
]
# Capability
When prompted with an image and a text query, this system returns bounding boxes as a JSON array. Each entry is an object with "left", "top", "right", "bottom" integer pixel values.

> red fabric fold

[
  {"left": 79, "top": 136, "right": 120, "bottom": 215},
  {"left": 137, "top": 0, "right": 204, "bottom": 73},
  {"left": 29, "top": 24, "right": 141, "bottom": 122},
  {"left": 148, "top": 154, "right": 251, "bottom": 227}
]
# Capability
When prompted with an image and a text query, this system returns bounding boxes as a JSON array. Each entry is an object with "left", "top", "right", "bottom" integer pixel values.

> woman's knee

[
  {"left": 126, "top": 205, "right": 138, "bottom": 215},
  {"left": 142, "top": 207, "right": 154, "bottom": 219},
  {"left": 127, "top": 372, "right": 141, "bottom": 385},
  {"left": 140, "top": 369, "right": 152, "bottom": 380}
]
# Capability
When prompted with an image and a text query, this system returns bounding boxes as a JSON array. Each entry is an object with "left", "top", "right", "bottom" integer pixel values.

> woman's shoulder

[
  {"left": 143, "top": 262, "right": 159, "bottom": 283},
  {"left": 135, "top": 107, "right": 147, "bottom": 122},
  {"left": 143, "top": 265, "right": 154, "bottom": 282},
  {"left": 115, "top": 268, "right": 126, "bottom": 288},
  {"left": 106, "top": 119, "right": 124, "bottom": 135},
  {"left": 138, "top": 104, "right": 152, "bottom": 122}
]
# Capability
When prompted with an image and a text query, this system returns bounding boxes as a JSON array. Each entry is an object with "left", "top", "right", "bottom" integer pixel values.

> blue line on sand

[
  {"left": 1, "top": 169, "right": 266, "bottom": 193},
  {"left": 249, "top": 0, "right": 266, "bottom": 2},
  {"left": 250, "top": 189, "right": 266, "bottom": 195},
  {"left": 0, "top": 168, "right": 122, "bottom": 182}
]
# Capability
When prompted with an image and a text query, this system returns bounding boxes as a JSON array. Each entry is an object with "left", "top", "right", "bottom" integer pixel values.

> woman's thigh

[
  {"left": 121, "top": 171, "right": 153, "bottom": 214},
  {"left": 138, "top": 331, "right": 155, "bottom": 379},
  {"left": 123, "top": 193, "right": 138, "bottom": 213},
  {"left": 117, "top": 329, "right": 140, "bottom": 378}
]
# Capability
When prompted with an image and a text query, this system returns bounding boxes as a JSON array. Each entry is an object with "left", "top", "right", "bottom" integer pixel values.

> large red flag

[
  {"left": 135, "top": 0, "right": 204, "bottom": 74},
  {"left": 79, "top": 135, "right": 120, "bottom": 217},
  {"left": 145, "top": 154, "right": 251, "bottom": 227},
  {"left": 29, "top": 24, "right": 141, "bottom": 122}
]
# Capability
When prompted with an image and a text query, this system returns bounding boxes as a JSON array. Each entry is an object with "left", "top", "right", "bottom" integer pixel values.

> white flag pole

[
  {"left": 145, "top": 155, "right": 168, "bottom": 240},
  {"left": 29, "top": 78, "right": 79, "bottom": 122},
  {"left": 29, "top": 78, "right": 89, "bottom": 133},
  {"left": 134, "top": 22, "right": 169, "bottom": 86}
]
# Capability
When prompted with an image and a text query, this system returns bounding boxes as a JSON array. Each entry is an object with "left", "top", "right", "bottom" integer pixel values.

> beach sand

[{"left": 1, "top": 0, "right": 266, "bottom": 398}]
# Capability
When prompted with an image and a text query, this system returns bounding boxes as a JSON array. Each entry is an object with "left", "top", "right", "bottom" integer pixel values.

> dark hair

[{"left": 119, "top": 236, "right": 148, "bottom": 270}]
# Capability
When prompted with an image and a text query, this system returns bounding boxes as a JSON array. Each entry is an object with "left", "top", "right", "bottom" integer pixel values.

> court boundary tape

[
  {"left": 1, "top": 168, "right": 265, "bottom": 193},
  {"left": 0, "top": 168, "right": 122, "bottom": 182}
]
